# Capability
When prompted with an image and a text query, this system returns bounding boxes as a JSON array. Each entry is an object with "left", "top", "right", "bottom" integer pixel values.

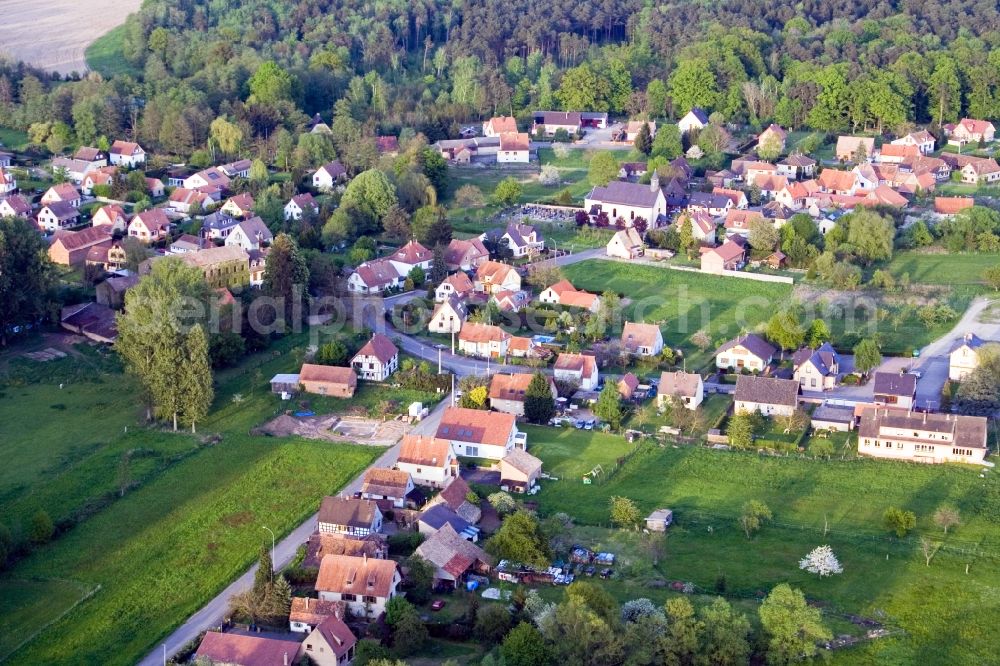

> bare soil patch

[{"left": 257, "top": 413, "right": 409, "bottom": 445}]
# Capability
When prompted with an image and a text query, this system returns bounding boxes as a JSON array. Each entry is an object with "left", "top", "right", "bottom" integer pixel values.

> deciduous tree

[{"left": 759, "top": 584, "right": 831, "bottom": 665}]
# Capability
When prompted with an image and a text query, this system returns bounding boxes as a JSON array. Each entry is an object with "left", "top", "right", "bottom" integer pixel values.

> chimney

[
  {"left": 284, "top": 652, "right": 288, "bottom": 666},
  {"left": 306, "top": 597, "right": 310, "bottom": 609}
]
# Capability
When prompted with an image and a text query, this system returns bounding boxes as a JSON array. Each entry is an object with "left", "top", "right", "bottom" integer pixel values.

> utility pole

[{"left": 438, "top": 346, "right": 443, "bottom": 374}]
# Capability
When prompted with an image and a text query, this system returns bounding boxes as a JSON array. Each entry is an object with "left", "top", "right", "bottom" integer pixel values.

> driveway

[{"left": 573, "top": 123, "right": 634, "bottom": 150}]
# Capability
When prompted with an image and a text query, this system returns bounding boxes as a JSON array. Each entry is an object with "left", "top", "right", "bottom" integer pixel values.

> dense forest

[{"left": 2, "top": 0, "right": 1000, "bottom": 162}]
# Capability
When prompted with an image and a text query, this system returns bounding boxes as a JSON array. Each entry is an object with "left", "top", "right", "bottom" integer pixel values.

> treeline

[{"left": 3, "top": 0, "right": 1000, "bottom": 163}]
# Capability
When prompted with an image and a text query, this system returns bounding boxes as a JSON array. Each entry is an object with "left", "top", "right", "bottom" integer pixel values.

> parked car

[{"left": 431, "top": 600, "right": 446, "bottom": 611}]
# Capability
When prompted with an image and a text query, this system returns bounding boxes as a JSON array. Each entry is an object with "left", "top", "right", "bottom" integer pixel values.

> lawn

[
  {"left": 84, "top": 24, "right": 141, "bottom": 78},
  {"left": 0, "top": 126, "right": 29, "bottom": 151},
  {"left": 561, "top": 260, "right": 793, "bottom": 367},
  {"left": 884, "top": 251, "right": 1000, "bottom": 287},
  {"left": 0, "top": 578, "right": 95, "bottom": 661},
  {"left": 521, "top": 424, "right": 636, "bottom": 482},
  {"left": 0, "top": 331, "right": 382, "bottom": 665},
  {"left": 628, "top": 392, "right": 731, "bottom": 437},
  {"left": 530, "top": 440, "right": 1000, "bottom": 664}
]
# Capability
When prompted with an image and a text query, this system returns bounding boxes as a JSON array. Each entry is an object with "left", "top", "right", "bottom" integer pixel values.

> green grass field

[
  {"left": 0, "top": 332, "right": 381, "bottom": 665},
  {"left": 84, "top": 24, "right": 141, "bottom": 78},
  {"left": 562, "top": 260, "right": 793, "bottom": 366},
  {"left": 521, "top": 424, "right": 637, "bottom": 481},
  {"left": 529, "top": 436, "right": 1000, "bottom": 664},
  {"left": 0, "top": 126, "right": 29, "bottom": 151},
  {"left": 884, "top": 251, "right": 1000, "bottom": 286}
]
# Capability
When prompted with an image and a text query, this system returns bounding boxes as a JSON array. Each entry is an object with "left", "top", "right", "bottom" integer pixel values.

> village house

[
  {"left": 474, "top": 260, "right": 521, "bottom": 294},
  {"left": 934, "top": 197, "right": 975, "bottom": 216},
  {"left": 80, "top": 166, "right": 117, "bottom": 195},
  {"left": 316, "top": 554, "right": 400, "bottom": 618},
  {"left": 109, "top": 140, "right": 146, "bottom": 167},
  {"left": 775, "top": 181, "right": 809, "bottom": 210},
  {"left": 949, "top": 333, "right": 986, "bottom": 381},
  {"left": 299, "top": 364, "right": 358, "bottom": 398},
  {"left": 713, "top": 187, "right": 749, "bottom": 210},
  {"left": 715, "top": 333, "right": 776, "bottom": 372},
  {"left": 0, "top": 194, "right": 32, "bottom": 219},
  {"left": 492, "top": 288, "right": 530, "bottom": 313},
  {"left": 201, "top": 211, "right": 241, "bottom": 241},
  {"left": 538, "top": 279, "right": 601, "bottom": 312},
  {"left": 553, "top": 352, "right": 599, "bottom": 391},
  {"left": 414, "top": 523, "right": 492, "bottom": 588},
  {"left": 457, "top": 322, "right": 510, "bottom": 358},
  {"left": 94, "top": 273, "right": 136, "bottom": 308},
  {"left": 960, "top": 158, "right": 1000, "bottom": 184},
  {"left": 489, "top": 373, "right": 557, "bottom": 417},
  {"left": 87, "top": 241, "right": 128, "bottom": 273},
  {"left": 387, "top": 239, "right": 433, "bottom": 274},
  {"left": 508, "top": 335, "right": 537, "bottom": 359},
  {"left": 444, "top": 237, "right": 489, "bottom": 271},
  {"left": 416, "top": 501, "right": 477, "bottom": 539},
  {"left": 429, "top": 295, "right": 467, "bottom": 334},
  {"left": 752, "top": 174, "right": 790, "bottom": 199},
  {"left": 347, "top": 259, "right": 401, "bottom": 294},
  {"left": 42, "top": 182, "right": 81, "bottom": 208},
  {"left": 146, "top": 177, "right": 165, "bottom": 198},
  {"left": 483, "top": 115, "right": 518, "bottom": 137},
  {"left": 757, "top": 124, "right": 787, "bottom": 153},
  {"left": 285, "top": 193, "right": 319, "bottom": 221},
  {"left": 872, "top": 372, "right": 917, "bottom": 410},
  {"left": 289, "top": 596, "right": 345, "bottom": 634},
  {"left": 225, "top": 216, "right": 273, "bottom": 251},
  {"left": 350, "top": 333, "right": 399, "bottom": 381},
  {"left": 945, "top": 118, "right": 996, "bottom": 145},
  {"left": 835, "top": 136, "right": 875, "bottom": 162},
  {"left": 48, "top": 226, "right": 113, "bottom": 267},
  {"left": 182, "top": 161, "right": 249, "bottom": 192},
  {"left": 167, "top": 187, "right": 212, "bottom": 214},
  {"left": 221, "top": 193, "right": 255, "bottom": 218},
  {"left": 817, "top": 168, "right": 860, "bottom": 195},
  {"left": 700, "top": 238, "right": 747, "bottom": 273},
  {"left": 735, "top": 375, "right": 799, "bottom": 417},
  {"left": 624, "top": 120, "right": 657, "bottom": 141},
  {"left": 892, "top": 130, "right": 936, "bottom": 154},
  {"left": 619, "top": 162, "right": 648, "bottom": 180},
  {"left": 436, "top": 406, "right": 520, "bottom": 459},
  {"left": 179, "top": 245, "right": 250, "bottom": 288},
  {"left": 360, "top": 468, "right": 414, "bottom": 509},
  {"left": 194, "top": 632, "right": 301, "bottom": 666},
  {"left": 434, "top": 137, "right": 500, "bottom": 162},
  {"left": 739, "top": 160, "right": 778, "bottom": 183},
  {"left": 687, "top": 191, "right": 733, "bottom": 217},
  {"left": 248, "top": 249, "right": 266, "bottom": 288},
  {"left": 53, "top": 152, "right": 105, "bottom": 183},
  {"left": 313, "top": 160, "right": 348, "bottom": 190},
  {"left": 585, "top": 178, "right": 667, "bottom": 226},
  {"left": 793, "top": 342, "right": 840, "bottom": 391},
  {"left": 677, "top": 108, "right": 709, "bottom": 134},
  {"left": 318, "top": 496, "right": 383, "bottom": 537},
  {"left": 60, "top": 302, "right": 118, "bottom": 344},
  {"left": 36, "top": 202, "right": 80, "bottom": 232},
  {"left": 299, "top": 614, "right": 357, "bottom": 666},
  {"left": 497, "top": 132, "right": 531, "bottom": 163},
  {"left": 656, "top": 371, "right": 704, "bottom": 410},
  {"left": 620, "top": 321, "right": 664, "bottom": 357},
  {"left": 500, "top": 448, "right": 543, "bottom": 493},
  {"left": 395, "top": 435, "right": 458, "bottom": 488},
  {"left": 533, "top": 110, "right": 609, "bottom": 135},
  {"left": 435, "top": 271, "right": 475, "bottom": 302},
  {"left": 426, "top": 476, "right": 482, "bottom": 524},
  {"left": 618, "top": 372, "right": 641, "bottom": 400},
  {"left": 776, "top": 154, "right": 817, "bottom": 179},
  {"left": 169, "top": 234, "right": 203, "bottom": 254},
  {"left": 875, "top": 144, "right": 920, "bottom": 164},
  {"left": 128, "top": 209, "right": 171, "bottom": 243},
  {"left": 858, "top": 409, "right": 988, "bottom": 465},
  {"left": 723, "top": 209, "right": 764, "bottom": 236},
  {"left": 481, "top": 223, "right": 545, "bottom": 258},
  {"left": 91, "top": 204, "right": 128, "bottom": 232},
  {"left": 606, "top": 226, "right": 645, "bottom": 259}
]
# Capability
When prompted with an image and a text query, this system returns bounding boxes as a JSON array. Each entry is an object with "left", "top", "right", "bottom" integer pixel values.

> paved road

[{"left": 138, "top": 397, "right": 453, "bottom": 665}]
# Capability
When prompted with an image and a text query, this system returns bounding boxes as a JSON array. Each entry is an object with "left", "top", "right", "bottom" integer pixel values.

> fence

[{"left": 659, "top": 263, "right": 795, "bottom": 284}]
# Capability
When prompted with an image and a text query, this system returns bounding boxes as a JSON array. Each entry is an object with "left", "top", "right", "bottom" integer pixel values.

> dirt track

[{"left": 0, "top": 0, "right": 141, "bottom": 75}]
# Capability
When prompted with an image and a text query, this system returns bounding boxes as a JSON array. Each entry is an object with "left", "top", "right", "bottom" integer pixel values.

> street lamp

[{"left": 261, "top": 526, "right": 275, "bottom": 578}]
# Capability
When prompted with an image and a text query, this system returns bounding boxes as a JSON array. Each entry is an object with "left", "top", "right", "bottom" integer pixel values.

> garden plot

[{"left": 259, "top": 413, "right": 407, "bottom": 445}]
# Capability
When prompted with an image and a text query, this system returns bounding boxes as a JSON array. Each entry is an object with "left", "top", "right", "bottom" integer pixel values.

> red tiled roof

[
  {"left": 299, "top": 364, "right": 356, "bottom": 385},
  {"left": 353, "top": 333, "right": 398, "bottom": 364},
  {"left": 195, "top": 632, "right": 300, "bottom": 666},
  {"left": 934, "top": 197, "right": 974, "bottom": 215}
]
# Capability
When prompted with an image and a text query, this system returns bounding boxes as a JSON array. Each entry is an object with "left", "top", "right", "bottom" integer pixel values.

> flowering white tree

[{"left": 799, "top": 545, "right": 843, "bottom": 577}]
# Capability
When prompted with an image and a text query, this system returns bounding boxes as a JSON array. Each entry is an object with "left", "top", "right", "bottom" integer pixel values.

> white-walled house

[
  {"left": 396, "top": 435, "right": 458, "bottom": 488},
  {"left": 656, "top": 371, "right": 704, "bottom": 410},
  {"left": 553, "top": 353, "right": 599, "bottom": 391},
  {"left": 315, "top": 554, "right": 401, "bottom": 619},
  {"left": 498, "top": 132, "right": 530, "bottom": 163},
  {"left": 313, "top": 161, "right": 347, "bottom": 190},
  {"left": 350, "top": 334, "right": 399, "bottom": 382},
  {"left": 435, "top": 407, "right": 520, "bottom": 460},
  {"left": 620, "top": 322, "right": 664, "bottom": 357},
  {"left": 678, "top": 108, "right": 709, "bottom": 134},
  {"left": 285, "top": 193, "right": 319, "bottom": 221},
  {"left": 318, "top": 496, "right": 383, "bottom": 537},
  {"left": 858, "top": 409, "right": 988, "bottom": 465},
  {"left": 949, "top": 333, "right": 986, "bottom": 381},
  {"left": 109, "top": 140, "right": 146, "bottom": 167},
  {"left": 224, "top": 217, "right": 273, "bottom": 251},
  {"left": 429, "top": 296, "right": 467, "bottom": 334},
  {"left": 584, "top": 180, "right": 666, "bottom": 227},
  {"left": 734, "top": 376, "right": 799, "bottom": 417},
  {"left": 715, "top": 334, "right": 776, "bottom": 372}
]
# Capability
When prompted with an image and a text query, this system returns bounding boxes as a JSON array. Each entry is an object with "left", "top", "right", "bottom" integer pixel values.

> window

[
  {"left": 466, "top": 445, "right": 478, "bottom": 457},
  {"left": 306, "top": 644, "right": 313, "bottom": 651},
  {"left": 363, "top": 595, "right": 377, "bottom": 603},
  {"left": 342, "top": 593, "right": 356, "bottom": 601}
]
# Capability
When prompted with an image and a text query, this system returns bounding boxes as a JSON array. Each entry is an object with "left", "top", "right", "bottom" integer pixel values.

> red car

[{"left": 430, "top": 600, "right": 446, "bottom": 611}]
